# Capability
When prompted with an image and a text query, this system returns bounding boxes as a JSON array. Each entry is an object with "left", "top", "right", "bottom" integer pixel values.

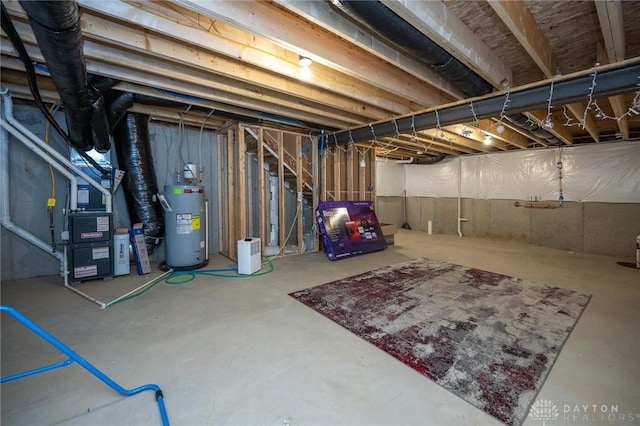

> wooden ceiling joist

[
  {"left": 272, "top": 0, "right": 465, "bottom": 100},
  {"left": 77, "top": 0, "right": 419, "bottom": 115},
  {"left": 170, "top": 0, "right": 444, "bottom": 106},
  {"left": 487, "top": 0, "right": 558, "bottom": 78},
  {"left": 382, "top": 0, "right": 513, "bottom": 89}
]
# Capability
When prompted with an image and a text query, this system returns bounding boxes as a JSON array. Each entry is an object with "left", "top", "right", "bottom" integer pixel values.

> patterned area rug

[{"left": 289, "top": 258, "right": 591, "bottom": 426}]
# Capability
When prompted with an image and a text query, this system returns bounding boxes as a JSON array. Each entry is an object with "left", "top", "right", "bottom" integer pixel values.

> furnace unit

[{"left": 68, "top": 212, "right": 113, "bottom": 282}]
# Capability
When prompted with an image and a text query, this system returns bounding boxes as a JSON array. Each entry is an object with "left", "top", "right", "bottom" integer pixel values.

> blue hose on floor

[{"left": 0, "top": 305, "right": 169, "bottom": 426}]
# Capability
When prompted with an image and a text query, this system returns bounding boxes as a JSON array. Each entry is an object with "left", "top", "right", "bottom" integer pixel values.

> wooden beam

[
  {"left": 369, "top": 150, "right": 377, "bottom": 202},
  {"left": 78, "top": 13, "right": 385, "bottom": 122},
  {"left": 237, "top": 126, "right": 247, "bottom": 240},
  {"left": 277, "top": 131, "right": 286, "bottom": 254},
  {"left": 382, "top": 0, "right": 513, "bottom": 89},
  {"left": 333, "top": 149, "right": 342, "bottom": 201},
  {"left": 77, "top": 0, "right": 417, "bottom": 114},
  {"left": 567, "top": 103, "right": 600, "bottom": 142},
  {"left": 609, "top": 95, "right": 630, "bottom": 139},
  {"left": 296, "top": 135, "right": 304, "bottom": 253},
  {"left": 0, "top": 35, "right": 354, "bottom": 129},
  {"left": 227, "top": 127, "right": 236, "bottom": 260},
  {"left": 218, "top": 133, "right": 227, "bottom": 255},
  {"left": 257, "top": 128, "right": 266, "bottom": 252},
  {"left": 169, "top": 0, "right": 444, "bottom": 106},
  {"left": 273, "top": 0, "right": 464, "bottom": 100},
  {"left": 476, "top": 119, "right": 530, "bottom": 149},
  {"left": 443, "top": 124, "right": 510, "bottom": 151},
  {"left": 526, "top": 110, "right": 573, "bottom": 145},
  {"left": 419, "top": 129, "right": 492, "bottom": 153},
  {"left": 346, "top": 145, "right": 354, "bottom": 200},
  {"left": 320, "top": 149, "right": 328, "bottom": 202},
  {"left": 377, "top": 136, "right": 467, "bottom": 155},
  {"left": 595, "top": 0, "right": 625, "bottom": 63},
  {"left": 487, "top": 0, "right": 558, "bottom": 77}
]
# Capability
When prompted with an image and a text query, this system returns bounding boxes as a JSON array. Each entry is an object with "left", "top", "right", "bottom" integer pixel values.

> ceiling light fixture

[
  {"left": 298, "top": 55, "right": 312, "bottom": 67},
  {"left": 483, "top": 135, "right": 492, "bottom": 146},
  {"left": 497, "top": 124, "right": 505, "bottom": 134}
]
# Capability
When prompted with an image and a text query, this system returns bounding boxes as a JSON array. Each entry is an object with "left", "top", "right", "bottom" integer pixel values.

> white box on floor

[{"left": 238, "top": 238, "right": 261, "bottom": 275}]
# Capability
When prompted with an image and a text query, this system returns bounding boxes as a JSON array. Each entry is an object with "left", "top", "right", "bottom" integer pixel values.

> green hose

[{"left": 107, "top": 256, "right": 275, "bottom": 307}]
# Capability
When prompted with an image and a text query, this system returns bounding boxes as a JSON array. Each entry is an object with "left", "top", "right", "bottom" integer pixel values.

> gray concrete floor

[{"left": 1, "top": 230, "right": 639, "bottom": 426}]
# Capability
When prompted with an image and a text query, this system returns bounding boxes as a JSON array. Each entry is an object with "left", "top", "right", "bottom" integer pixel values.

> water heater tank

[{"left": 164, "top": 185, "right": 208, "bottom": 269}]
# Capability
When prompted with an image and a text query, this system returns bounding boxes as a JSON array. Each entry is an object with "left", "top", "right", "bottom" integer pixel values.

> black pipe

[
  {"left": 413, "top": 153, "right": 447, "bottom": 164},
  {"left": 113, "top": 113, "right": 164, "bottom": 254},
  {"left": 19, "top": 0, "right": 92, "bottom": 151},
  {"left": 1, "top": 2, "right": 109, "bottom": 175},
  {"left": 341, "top": 1, "right": 493, "bottom": 97},
  {"left": 505, "top": 114, "right": 562, "bottom": 146}
]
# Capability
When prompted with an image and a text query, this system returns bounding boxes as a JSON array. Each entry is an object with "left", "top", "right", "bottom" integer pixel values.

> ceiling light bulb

[
  {"left": 298, "top": 56, "right": 312, "bottom": 67},
  {"left": 497, "top": 124, "right": 505, "bottom": 134},
  {"left": 483, "top": 136, "right": 492, "bottom": 146}
]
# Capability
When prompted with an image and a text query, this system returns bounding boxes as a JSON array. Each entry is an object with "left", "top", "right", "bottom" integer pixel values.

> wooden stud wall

[
  {"left": 219, "top": 123, "right": 318, "bottom": 260},
  {"left": 320, "top": 145, "right": 376, "bottom": 202}
]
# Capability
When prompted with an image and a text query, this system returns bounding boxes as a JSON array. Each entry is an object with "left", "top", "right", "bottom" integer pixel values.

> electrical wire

[{"left": 269, "top": 200, "right": 302, "bottom": 258}]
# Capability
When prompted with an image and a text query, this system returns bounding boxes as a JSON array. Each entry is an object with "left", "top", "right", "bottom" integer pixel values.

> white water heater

[
  {"left": 163, "top": 185, "right": 208, "bottom": 270},
  {"left": 238, "top": 237, "right": 261, "bottom": 275}
]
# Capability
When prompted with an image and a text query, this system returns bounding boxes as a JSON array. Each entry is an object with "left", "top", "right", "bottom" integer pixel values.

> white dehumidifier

[{"left": 238, "top": 237, "right": 261, "bottom": 275}]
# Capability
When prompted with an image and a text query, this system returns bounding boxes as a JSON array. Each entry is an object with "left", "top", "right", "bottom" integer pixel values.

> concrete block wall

[{"left": 376, "top": 196, "right": 640, "bottom": 259}]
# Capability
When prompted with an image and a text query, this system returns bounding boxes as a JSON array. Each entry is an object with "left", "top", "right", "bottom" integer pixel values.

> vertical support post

[
  {"left": 312, "top": 135, "right": 319, "bottom": 250},
  {"left": 358, "top": 149, "right": 366, "bottom": 200},
  {"left": 333, "top": 149, "right": 341, "bottom": 201},
  {"left": 295, "top": 134, "right": 303, "bottom": 253},
  {"left": 237, "top": 125, "right": 246, "bottom": 241},
  {"left": 227, "top": 126, "right": 236, "bottom": 260},
  {"left": 346, "top": 144, "right": 354, "bottom": 200},
  {"left": 370, "top": 149, "right": 377, "bottom": 203},
  {"left": 277, "top": 131, "right": 286, "bottom": 254},
  {"left": 218, "top": 132, "right": 228, "bottom": 255},
  {"left": 257, "top": 128, "right": 265, "bottom": 253},
  {"left": 320, "top": 148, "right": 327, "bottom": 201}
]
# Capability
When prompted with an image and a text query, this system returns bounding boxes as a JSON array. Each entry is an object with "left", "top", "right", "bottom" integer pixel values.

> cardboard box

[
  {"left": 129, "top": 223, "right": 151, "bottom": 275},
  {"left": 316, "top": 200, "right": 387, "bottom": 260},
  {"left": 380, "top": 223, "right": 397, "bottom": 245}
]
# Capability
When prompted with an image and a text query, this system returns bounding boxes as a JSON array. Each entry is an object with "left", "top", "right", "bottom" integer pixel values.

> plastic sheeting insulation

[
  {"left": 377, "top": 142, "right": 640, "bottom": 203},
  {"left": 113, "top": 113, "right": 164, "bottom": 253}
]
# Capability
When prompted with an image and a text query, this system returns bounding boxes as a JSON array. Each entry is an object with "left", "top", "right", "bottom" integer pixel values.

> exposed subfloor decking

[{"left": 1, "top": 231, "right": 638, "bottom": 426}]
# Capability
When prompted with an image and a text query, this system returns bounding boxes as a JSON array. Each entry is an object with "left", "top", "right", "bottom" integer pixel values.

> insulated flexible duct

[
  {"left": 88, "top": 76, "right": 119, "bottom": 153},
  {"left": 339, "top": 1, "right": 562, "bottom": 146},
  {"left": 341, "top": 1, "right": 493, "bottom": 97},
  {"left": 1, "top": 3, "right": 109, "bottom": 174},
  {"left": 113, "top": 113, "right": 164, "bottom": 254},
  {"left": 19, "top": 1, "right": 92, "bottom": 151}
]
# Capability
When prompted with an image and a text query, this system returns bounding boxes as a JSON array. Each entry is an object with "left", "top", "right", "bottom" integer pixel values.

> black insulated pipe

[
  {"left": 88, "top": 76, "right": 119, "bottom": 153},
  {"left": 413, "top": 153, "right": 448, "bottom": 164},
  {"left": 19, "top": 1, "right": 92, "bottom": 151},
  {"left": 113, "top": 113, "right": 165, "bottom": 254},
  {"left": 341, "top": 1, "right": 493, "bottom": 97}
]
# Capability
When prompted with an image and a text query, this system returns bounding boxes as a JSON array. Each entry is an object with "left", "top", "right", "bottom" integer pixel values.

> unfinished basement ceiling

[{"left": 1, "top": 0, "right": 639, "bottom": 160}]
